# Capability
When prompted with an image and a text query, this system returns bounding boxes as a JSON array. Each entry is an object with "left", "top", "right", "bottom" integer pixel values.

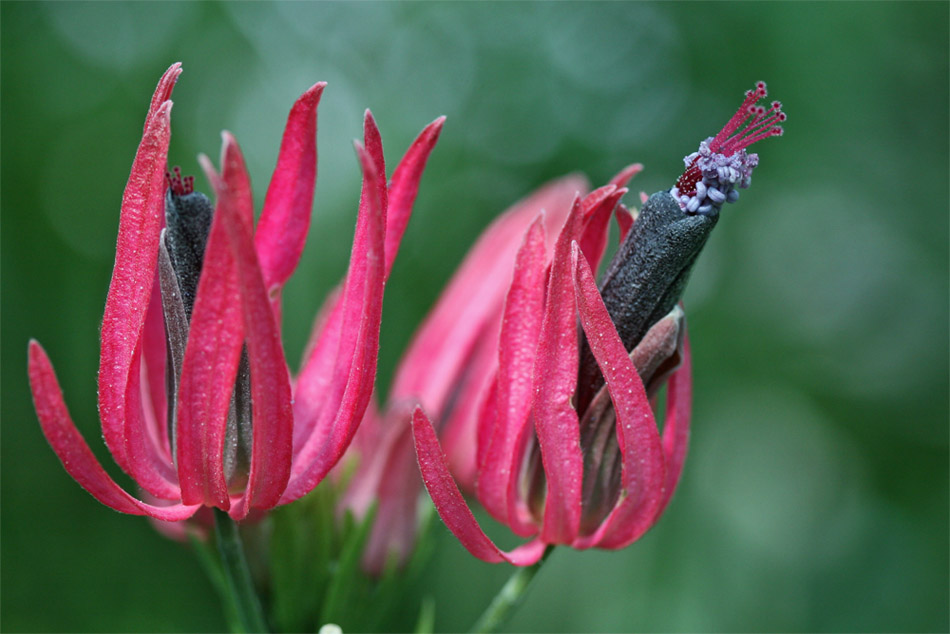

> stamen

[
  {"left": 165, "top": 166, "right": 195, "bottom": 197},
  {"left": 671, "top": 81, "right": 785, "bottom": 216}
]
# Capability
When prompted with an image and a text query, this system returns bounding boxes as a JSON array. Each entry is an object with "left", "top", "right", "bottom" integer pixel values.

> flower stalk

[
  {"left": 213, "top": 508, "right": 269, "bottom": 634},
  {"left": 470, "top": 546, "right": 555, "bottom": 634}
]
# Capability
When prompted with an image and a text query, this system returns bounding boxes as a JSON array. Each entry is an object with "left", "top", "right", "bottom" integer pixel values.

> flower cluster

[
  {"left": 29, "top": 68, "right": 783, "bottom": 584},
  {"left": 28, "top": 64, "right": 443, "bottom": 522}
]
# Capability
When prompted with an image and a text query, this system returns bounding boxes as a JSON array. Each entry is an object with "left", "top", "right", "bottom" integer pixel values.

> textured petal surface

[
  {"left": 577, "top": 185, "right": 627, "bottom": 274},
  {"left": 656, "top": 336, "right": 692, "bottom": 517},
  {"left": 255, "top": 82, "right": 325, "bottom": 296},
  {"left": 533, "top": 200, "right": 585, "bottom": 545},
  {"left": 476, "top": 216, "right": 547, "bottom": 527},
  {"left": 29, "top": 341, "right": 200, "bottom": 521},
  {"left": 383, "top": 116, "right": 445, "bottom": 277},
  {"left": 213, "top": 134, "right": 294, "bottom": 519},
  {"left": 141, "top": 270, "right": 169, "bottom": 455},
  {"left": 98, "top": 99, "right": 174, "bottom": 476},
  {"left": 570, "top": 243, "right": 666, "bottom": 550},
  {"left": 123, "top": 340, "right": 180, "bottom": 500},
  {"left": 614, "top": 203, "right": 634, "bottom": 243},
  {"left": 283, "top": 142, "right": 386, "bottom": 503},
  {"left": 391, "top": 175, "right": 586, "bottom": 421},
  {"left": 175, "top": 154, "right": 244, "bottom": 509},
  {"left": 412, "top": 406, "right": 546, "bottom": 566}
]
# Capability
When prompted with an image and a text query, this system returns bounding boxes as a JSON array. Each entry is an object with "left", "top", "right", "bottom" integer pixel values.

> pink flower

[
  {"left": 342, "top": 174, "right": 592, "bottom": 573},
  {"left": 27, "top": 63, "right": 443, "bottom": 522},
  {"left": 411, "top": 82, "right": 783, "bottom": 565}
]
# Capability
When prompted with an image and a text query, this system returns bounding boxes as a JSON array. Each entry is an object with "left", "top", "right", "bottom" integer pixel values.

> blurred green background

[{"left": 2, "top": 2, "right": 947, "bottom": 632}]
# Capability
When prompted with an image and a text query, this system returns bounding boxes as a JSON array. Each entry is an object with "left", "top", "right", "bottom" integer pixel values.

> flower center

[{"left": 158, "top": 167, "right": 252, "bottom": 491}]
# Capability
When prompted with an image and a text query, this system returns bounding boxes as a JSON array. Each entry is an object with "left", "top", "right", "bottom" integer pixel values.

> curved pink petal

[
  {"left": 384, "top": 116, "right": 445, "bottom": 278},
  {"left": 609, "top": 163, "right": 643, "bottom": 189},
  {"left": 360, "top": 111, "right": 389, "bottom": 224},
  {"left": 123, "top": 340, "right": 180, "bottom": 500},
  {"left": 213, "top": 134, "right": 294, "bottom": 519},
  {"left": 570, "top": 243, "right": 665, "bottom": 550},
  {"left": 255, "top": 82, "right": 325, "bottom": 297},
  {"left": 140, "top": 272, "right": 169, "bottom": 455},
  {"left": 412, "top": 406, "right": 546, "bottom": 566},
  {"left": 175, "top": 158, "right": 243, "bottom": 509},
  {"left": 28, "top": 341, "right": 200, "bottom": 521},
  {"left": 390, "top": 175, "right": 586, "bottom": 417},
  {"left": 357, "top": 415, "right": 422, "bottom": 574},
  {"left": 533, "top": 199, "right": 585, "bottom": 545},
  {"left": 656, "top": 335, "right": 692, "bottom": 517},
  {"left": 282, "top": 142, "right": 386, "bottom": 503},
  {"left": 437, "top": 316, "right": 500, "bottom": 490},
  {"left": 146, "top": 63, "right": 182, "bottom": 126},
  {"left": 577, "top": 185, "right": 626, "bottom": 273},
  {"left": 99, "top": 100, "right": 174, "bottom": 476},
  {"left": 614, "top": 203, "right": 634, "bottom": 243},
  {"left": 477, "top": 215, "right": 547, "bottom": 526}
]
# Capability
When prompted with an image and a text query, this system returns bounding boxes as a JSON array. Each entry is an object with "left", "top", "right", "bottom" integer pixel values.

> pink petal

[
  {"left": 255, "top": 82, "right": 326, "bottom": 296},
  {"left": 289, "top": 114, "right": 388, "bottom": 461},
  {"left": 411, "top": 406, "right": 546, "bottom": 566},
  {"left": 355, "top": 414, "right": 422, "bottom": 574},
  {"left": 390, "top": 175, "right": 585, "bottom": 417},
  {"left": 213, "top": 134, "right": 294, "bottom": 519},
  {"left": 477, "top": 216, "right": 547, "bottom": 528},
  {"left": 175, "top": 153, "right": 244, "bottom": 509},
  {"left": 282, "top": 142, "right": 386, "bottom": 503},
  {"left": 383, "top": 116, "right": 445, "bottom": 278},
  {"left": 532, "top": 199, "right": 585, "bottom": 545},
  {"left": 656, "top": 335, "right": 692, "bottom": 517},
  {"left": 609, "top": 163, "right": 643, "bottom": 189},
  {"left": 360, "top": 111, "right": 389, "bottom": 225},
  {"left": 28, "top": 341, "right": 200, "bottom": 521},
  {"left": 437, "top": 318, "right": 499, "bottom": 491},
  {"left": 146, "top": 63, "right": 182, "bottom": 127},
  {"left": 141, "top": 271, "right": 170, "bottom": 455},
  {"left": 570, "top": 243, "right": 665, "bottom": 550},
  {"left": 122, "top": 340, "right": 180, "bottom": 500},
  {"left": 99, "top": 100, "right": 173, "bottom": 476},
  {"left": 614, "top": 203, "right": 634, "bottom": 243},
  {"left": 577, "top": 185, "right": 627, "bottom": 273}
]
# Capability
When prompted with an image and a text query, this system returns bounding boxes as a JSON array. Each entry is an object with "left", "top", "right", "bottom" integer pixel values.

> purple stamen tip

[{"left": 671, "top": 82, "right": 785, "bottom": 215}]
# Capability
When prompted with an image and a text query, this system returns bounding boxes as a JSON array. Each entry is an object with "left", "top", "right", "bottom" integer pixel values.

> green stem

[
  {"left": 470, "top": 546, "right": 555, "bottom": 634},
  {"left": 213, "top": 508, "right": 269, "bottom": 633}
]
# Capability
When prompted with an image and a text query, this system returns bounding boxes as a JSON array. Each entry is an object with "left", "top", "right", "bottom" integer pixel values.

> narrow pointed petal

[
  {"left": 141, "top": 271, "right": 170, "bottom": 455},
  {"left": 656, "top": 336, "right": 692, "bottom": 516},
  {"left": 609, "top": 163, "right": 643, "bottom": 189},
  {"left": 578, "top": 185, "right": 627, "bottom": 273},
  {"left": 146, "top": 63, "right": 182, "bottom": 127},
  {"left": 570, "top": 244, "right": 665, "bottom": 550},
  {"left": 533, "top": 200, "right": 585, "bottom": 545},
  {"left": 99, "top": 100, "right": 173, "bottom": 476},
  {"left": 214, "top": 134, "right": 293, "bottom": 518},
  {"left": 412, "top": 406, "right": 546, "bottom": 566},
  {"left": 390, "top": 175, "right": 586, "bottom": 414},
  {"left": 361, "top": 111, "right": 388, "bottom": 220},
  {"left": 29, "top": 341, "right": 200, "bottom": 521},
  {"left": 255, "top": 82, "right": 326, "bottom": 294},
  {"left": 175, "top": 157, "right": 244, "bottom": 509},
  {"left": 383, "top": 116, "right": 445, "bottom": 278},
  {"left": 614, "top": 203, "right": 634, "bottom": 243},
  {"left": 437, "top": 318, "right": 500, "bottom": 490},
  {"left": 122, "top": 341, "right": 180, "bottom": 499},
  {"left": 352, "top": 415, "right": 423, "bottom": 574},
  {"left": 282, "top": 143, "right": 386, "bottom": 503},
  {"left": 477, "top": 216, "right": 547, "bottom": 525}
]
